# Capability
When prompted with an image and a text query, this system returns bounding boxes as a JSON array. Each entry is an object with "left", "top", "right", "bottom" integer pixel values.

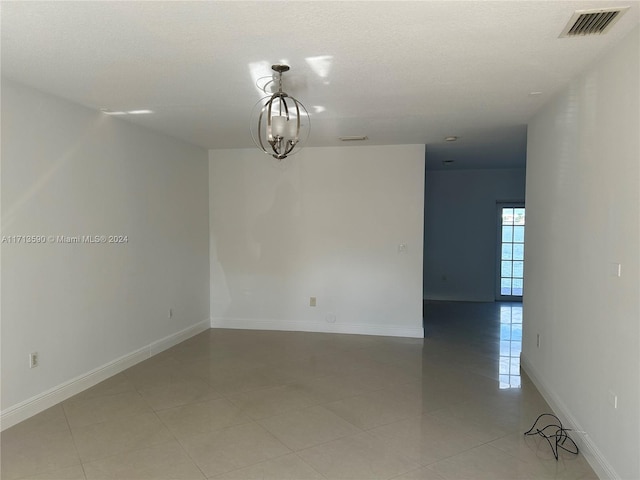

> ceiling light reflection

[
  {"left": 249, "top": 60, "right": 272, "bottom": 96},
  {"left": 305, "top": 55, "right": 333, "bottom": 83}
]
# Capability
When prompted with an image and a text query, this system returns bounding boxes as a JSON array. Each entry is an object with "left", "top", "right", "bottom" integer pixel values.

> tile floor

[{"left": 1, "top": 302, "right": 598, "bottom": 479}]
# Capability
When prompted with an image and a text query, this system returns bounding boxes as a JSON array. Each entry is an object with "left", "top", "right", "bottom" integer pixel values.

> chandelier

[{"left": 250, "top": 64, "right": 310, "bottom": 160}]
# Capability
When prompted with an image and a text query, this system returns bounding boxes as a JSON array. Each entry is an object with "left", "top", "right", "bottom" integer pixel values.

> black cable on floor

[{"left": 524, "top": 413, "right": 579, "bottom": 460}]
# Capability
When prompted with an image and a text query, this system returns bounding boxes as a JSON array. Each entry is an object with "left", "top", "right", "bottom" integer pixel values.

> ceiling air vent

[{"left": 560, "top": 7, "right": 629, "bottom": 37}]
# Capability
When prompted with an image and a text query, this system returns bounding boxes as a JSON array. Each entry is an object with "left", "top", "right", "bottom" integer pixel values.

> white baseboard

[
  {"left": 148, "top": 320, "right": 210, "bottom": 356},
  {"left": 521, "top": 354, "right": 617, "bottom": 480},
  {"left": 210, "top": 317, "right": 423, "bottom": 339},
  {"left": 0, "top": 319, "right": 209, "bottom": 431}
]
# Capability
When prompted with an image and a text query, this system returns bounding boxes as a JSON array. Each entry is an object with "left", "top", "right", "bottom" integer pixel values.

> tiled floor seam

[
  {"left": 291, "top": 451, "right": 333, "bottom": 480},
  {"left": 261, "top": 421, "right": 367, "bottom": 453},
  {"left": 60, "top": 400, "right": 88, "bottom": 480},
  {"left": 151, "top": 409, "right": 211, "bottom": 479},
  {"left": 77, "top": 438, "right": 177, "bottom": 471},
  {"left": 68, "top": 410, "right": 178, "bottom": 472}
]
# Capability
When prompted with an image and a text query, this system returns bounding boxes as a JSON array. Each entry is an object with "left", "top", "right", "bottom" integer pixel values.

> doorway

[{"left": 496, "top": 204, "right": 525, "bottom": 301}]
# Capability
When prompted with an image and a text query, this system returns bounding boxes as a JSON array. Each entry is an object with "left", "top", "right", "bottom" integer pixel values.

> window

[{"left": 497, "top": 205, "right": 525, "bottom": 299}]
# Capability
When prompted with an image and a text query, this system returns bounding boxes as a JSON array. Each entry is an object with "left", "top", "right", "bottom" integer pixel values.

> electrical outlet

[
  {"left": 310, "top": 297, "right": 317, "bottom": 307},
  {"left": 29, "top": 352, "right": 39, "bottom": 369}
]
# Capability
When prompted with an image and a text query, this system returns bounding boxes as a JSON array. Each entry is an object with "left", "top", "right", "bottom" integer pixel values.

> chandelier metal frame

[{"left": 251, "top": 64, "right": 309, "bottom": 160}]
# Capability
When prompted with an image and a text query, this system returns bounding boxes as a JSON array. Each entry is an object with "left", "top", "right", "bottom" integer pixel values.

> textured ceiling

[{"left": 2, "top": 1, "right": 638, "bottom": 168}]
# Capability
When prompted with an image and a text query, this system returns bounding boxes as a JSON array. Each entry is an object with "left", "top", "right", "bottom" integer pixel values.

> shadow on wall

[
  {"left": 212, "top": 180, "right": 302, "bottom": 319},
  {"left": 252, "top": 181, "right": 301, "bottom": 273}
]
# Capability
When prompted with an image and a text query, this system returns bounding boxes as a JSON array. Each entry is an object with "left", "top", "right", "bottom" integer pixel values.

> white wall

[
  {"left": 522, "top": 28, "right": 639, "bottom": 480},
  {"left": 423, "top": 168, "right": 526, "bottom": 301},
  {"left": 210, "top": 145, "right": 424, "bottom": 338},
  {"left": 1, "top": 80, "right": 210, "bottom": 421}
]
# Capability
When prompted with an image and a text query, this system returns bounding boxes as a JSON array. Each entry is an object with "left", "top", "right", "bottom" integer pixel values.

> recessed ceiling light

[
  {"left": 339, "top": 136, "right": 368, "bottom": 141},
  {"left": 444, "top": 136, "right": 458, "bottom": 142},
  {"left": 101, "top": 109, "right": 127, "bottom": 115},
  {"left": 528, "top": 92, "right": 543, "bottom": 96},
  {"left": 101, "top": 108, "right": 154, "bottom": 115}
]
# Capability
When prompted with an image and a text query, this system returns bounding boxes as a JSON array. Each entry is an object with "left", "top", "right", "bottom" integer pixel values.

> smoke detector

[{"left": 560, "top": 7, "right": 629, "bottom": 37}]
